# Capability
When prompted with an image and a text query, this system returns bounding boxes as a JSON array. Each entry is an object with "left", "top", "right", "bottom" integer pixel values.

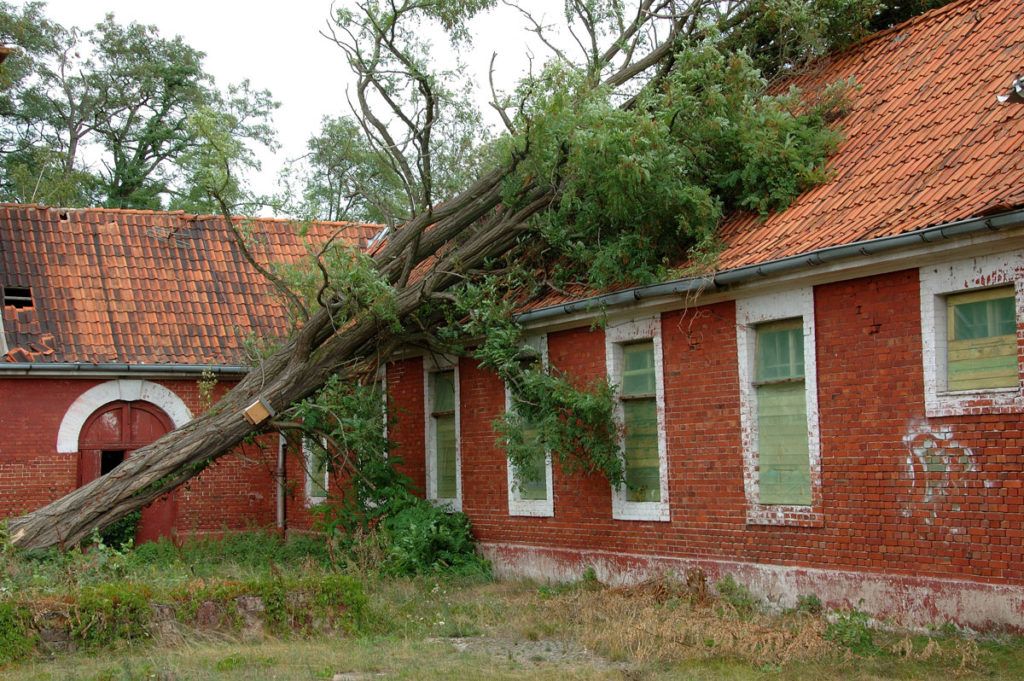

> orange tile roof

[
  {"left": 0, "top": 205, "right": 379, "bottom": 365},
  {"left": 523, "top": 0, "right": 1024, "bottom": 312}
]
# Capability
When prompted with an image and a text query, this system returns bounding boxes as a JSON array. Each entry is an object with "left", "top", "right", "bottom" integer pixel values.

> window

[
  {"left": 737, "top": 288, "right": 821, "bottom": 526},
  {"left": 303, "top": 438, "right": 329, "bottom": 505},
  {"left": 3, "top": 286, "right": 32, "bottom": 309},
  {"left": 621, "top": 343, "right": 660, "bottom": 502},
  {"left": 605, "top": 316, "right": 669, "bottom": 522},
  {"left": 506, "top": 335, "right": 554, "bottom": 517},
  {"left": 946, "top": 287, "right": 1016, "bottom": 391},
  {"left": 101, "top": 450, "right": 125, "bottom": 476},
  {"left": 920, "top": 253, "right": 1023, "bottom": 417},
  {"left": 754, "top": 320, "right": 811, "bottom": 505},
  {"left": 425, "top": 358, "right": 461, "bottom": 510}
]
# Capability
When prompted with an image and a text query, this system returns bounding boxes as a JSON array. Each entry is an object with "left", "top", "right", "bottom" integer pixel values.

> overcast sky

[{"left": 27, "top": 0, "right": 554, "bottom": 207}]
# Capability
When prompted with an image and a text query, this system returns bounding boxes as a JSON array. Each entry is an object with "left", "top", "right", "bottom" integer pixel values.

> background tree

[
  {"left": 8, "top": 0, "right": 950, "bottom": 550},
  {"left": 0, "top": 6, "right": 278, "bottom": 209}
]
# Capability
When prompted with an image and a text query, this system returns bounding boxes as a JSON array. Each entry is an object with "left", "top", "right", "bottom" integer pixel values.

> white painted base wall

[{"left": 480, "top": 542, "right": 1024, "bottom": 632}]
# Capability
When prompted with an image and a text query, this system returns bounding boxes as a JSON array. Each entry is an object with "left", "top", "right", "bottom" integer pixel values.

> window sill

[
  {"left": 746, "top": 504, "right": 823, "bottom": 528},
  {"left": 926, "top": 386, "right": 1023, "bottom": 418},
  {"left": 428, "top": 497, "right": 462, "bottom": 512},
  {"left": 508, "top": 500, "right": 554, "bottom": 517},
  {"left": 612, "top": 499, "right": 670, "bottom": 522}
]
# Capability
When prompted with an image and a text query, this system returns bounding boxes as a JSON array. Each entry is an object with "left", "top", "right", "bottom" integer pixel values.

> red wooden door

[{"left": 78, "top": 401, "right": 177, "bottom": 544}]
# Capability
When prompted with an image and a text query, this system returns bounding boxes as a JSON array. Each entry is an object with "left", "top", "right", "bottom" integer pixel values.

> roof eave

[
  {"left": 515, "top": 207, "right": 1024, "bottom": 325},
  {"left": 0, "top": 362, "right": 251, "bottom": 377}
]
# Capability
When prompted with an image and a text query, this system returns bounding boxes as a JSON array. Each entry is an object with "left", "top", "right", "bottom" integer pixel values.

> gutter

[
  {"left": 0, "top": 362, "right": 250, "bottom": 377},
  {"left": 515, "top": 208, "right": 1024, "bottom": 325}
]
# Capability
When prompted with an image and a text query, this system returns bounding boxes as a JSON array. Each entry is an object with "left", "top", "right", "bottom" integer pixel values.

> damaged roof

[
  {"left": 523, "top": 0, "right": 1024, "bottom": 312},
  {"left": 0, "top": 206, "right": 378, "bottom": 365},
  {"left": 4, "top": 0, "right": 1024, "bottom": 363}
]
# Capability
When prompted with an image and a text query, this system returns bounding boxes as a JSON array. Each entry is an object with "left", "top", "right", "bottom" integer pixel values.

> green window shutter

[
  {"left": 432, "top": 370, "right": 458, "bottom": 500},
  {"left": 623, "top": 398, "right": 660, "bottom": 502},
  {"left": 754, "top": 318, "right": 811, "bottom": 506},
  {"left": 435, "top": 413, "right": 458, "bottom": 499},
  {"left": 756, "top": 382, "right": 811, "bottom": 505},
  {"left": 947, "top": 287, "right": 1018, "bottom": 391},
  {"left": 755, "top": 320, "right": 804, "bottom": 382},
  {"left": 622, "top": 342, "right": 656, "bottom": 396}
]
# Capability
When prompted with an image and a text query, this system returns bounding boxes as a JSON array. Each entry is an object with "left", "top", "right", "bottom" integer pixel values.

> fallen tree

[{"left": 7, "top": 0, "right": 891, "bottom": 550}]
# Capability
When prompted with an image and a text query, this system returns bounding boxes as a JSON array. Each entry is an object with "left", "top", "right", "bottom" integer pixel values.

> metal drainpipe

[{"left": 277, "top": 435, "right": 287, "bottom": 536}]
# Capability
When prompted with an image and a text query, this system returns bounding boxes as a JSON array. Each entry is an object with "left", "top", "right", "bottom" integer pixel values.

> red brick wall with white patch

[
  {"left": 387, "top": 268, "right": 1024, "bottom": 629},
  {"left": 0, "top": 377, "right": 278, "bottom": 536}
]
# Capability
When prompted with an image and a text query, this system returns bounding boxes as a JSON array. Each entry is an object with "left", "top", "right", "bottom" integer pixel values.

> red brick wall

[
  {"left": 0, "top": 377, "right": 277, "bottom": 535},
  {"left": 387, "top": 269, "right": 1024, "bottom": 587}
]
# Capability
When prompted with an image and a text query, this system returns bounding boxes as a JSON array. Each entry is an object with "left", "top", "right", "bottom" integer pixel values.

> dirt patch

[{"left": 430, "top": 635, "right": 623, "bottom": 668}]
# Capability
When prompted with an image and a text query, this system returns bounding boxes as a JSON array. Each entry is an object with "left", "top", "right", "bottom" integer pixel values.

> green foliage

[
  {"left": 448, "top": 275, "right": 624, "bottom": 486},
  {"left": 724, "top": 0, "right": 883, "bottom": 77},
  {"left": 0, "top": 601, "right": 35, "bottom": 664},
  {"left": 795, "top": 593, "right": 823, "bottom": 614},
  {"left": 280, "top": 115, "right": 408, "bottom": 224},
  {"left": 380, "top": 501, "right": 491, "bottom": 578},
  {"left": 73, "top": 582, "right": 152, "bottom": 648},
  {"left": 98, "top": 510, "right": 141, "bottom": 551},
  {"left": 505, "top": 42, "right": 849, "bottom": 290},
  {"left": 0, "top": 5, "right": 277, "bottom": 209},
  {"left": 715, "top": 575, "right": 761, "bottom": 615},
  {"left": 174, "top": 573, "right": 366, "bottom": 635},
  {"left": 272, "top": 242, "right": 400, "bottom": 328},
  {"left": 825, "top": 608, "right": 878, "bottom": 654}
]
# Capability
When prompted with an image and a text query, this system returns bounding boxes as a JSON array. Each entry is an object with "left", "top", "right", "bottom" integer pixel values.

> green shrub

[
  {"left": 0, "top": 601, "right": 35, "bottom": 664},
  {"left": 381, "top": 501, "right": 491, "bottom": 578},
  {"left": 73, "top": 582, "right": 152, "bottom": 648},
  {"left": 715, "top": 575, "right": 759, "bottom": 615},
  {"left": 825, "top": 608, "right": 877, "bottom": 654},
  {"left": 795, "top": 593, "right": 823, "bottom": 614},
  {"left": 99, "top": 511, "right": 141, "bottom": 550}
]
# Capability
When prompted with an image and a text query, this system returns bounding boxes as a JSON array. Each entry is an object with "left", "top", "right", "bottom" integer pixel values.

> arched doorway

[{"left": 78, "top": 400, "right": 177, "bottom": 544}]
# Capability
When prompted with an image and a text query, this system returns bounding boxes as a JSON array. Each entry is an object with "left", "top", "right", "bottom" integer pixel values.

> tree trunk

[{"left": 7, "top": 173, "right": 549, "bottom": 550}]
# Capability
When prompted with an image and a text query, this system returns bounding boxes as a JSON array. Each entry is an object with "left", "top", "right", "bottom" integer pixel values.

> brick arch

[{"left": 56, "top": 379, "right": 192, "bottom": 453}]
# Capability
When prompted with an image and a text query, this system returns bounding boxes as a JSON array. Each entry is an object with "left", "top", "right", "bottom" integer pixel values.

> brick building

[
  {"left": 381, "top": 0, "right": 1024, "bottom": 629},
  {"left": 2, "top": 0, "right": 1024, "bottom": 630},
  {"left": 0, "top": 206, "right": 376, "bottom": 540}
]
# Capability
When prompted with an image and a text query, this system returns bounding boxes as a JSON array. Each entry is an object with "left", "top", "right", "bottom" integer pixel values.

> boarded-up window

[
  {"left": 946, "top": 286, "right": 1017, "bottom": 391},
  {"left": 755, "top": 320, "right": 811, "bottom": 505},
  {"left": 621, "top": 342, "right": 660, "bottom": 502},
  {"left": 431, "top": 370, "right": 458, "bottom": 500}
]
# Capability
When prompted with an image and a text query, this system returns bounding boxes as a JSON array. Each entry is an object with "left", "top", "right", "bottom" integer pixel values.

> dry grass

[
  {"left": 533, "top": 574, "right": 837, "bottom": 666},
  {"left": 5, "top": 569, "right": 1024, "bottom": 680}
]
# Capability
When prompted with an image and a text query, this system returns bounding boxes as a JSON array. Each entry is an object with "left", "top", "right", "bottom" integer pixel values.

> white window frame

[
  {"left": 505, "top": 334, "right": 555, "bottom": 517},
  {"left": 423, "top": 354, "right": 462, "bottom": 511},
  {"left": 605, "top": 315, "right": 670, "bottom": 522},
  {"left": 302, "top": 437, "right": 329, "bottom": 507},
  {"left": 377, "top": 364, "right": 389, "bottom": 450},
  {"left": 736, "top": 287, "right": 822, "bottom": 526},
  {"left": 920, "top": 251, "right": 1024, "bottom": 417}
]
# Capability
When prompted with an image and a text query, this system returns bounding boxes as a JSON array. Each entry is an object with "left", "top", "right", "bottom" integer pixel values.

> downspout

[{"left": 277, "top": 434, "right": 288, "bottom": 536}]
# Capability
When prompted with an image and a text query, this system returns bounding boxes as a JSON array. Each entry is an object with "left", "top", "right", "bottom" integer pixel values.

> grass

[{"left": 3, "top": 532, "right": 1024, "bottom": 679}]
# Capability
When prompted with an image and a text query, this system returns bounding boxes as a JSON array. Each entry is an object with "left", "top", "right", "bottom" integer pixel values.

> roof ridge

[{"left": 0, "top": 202, "right": 383, "bottom": 230}]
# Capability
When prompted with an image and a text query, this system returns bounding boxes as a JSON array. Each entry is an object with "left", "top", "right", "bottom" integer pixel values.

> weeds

[{"left": 825, "top": 608, "right": 877, "bottom": 654}]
